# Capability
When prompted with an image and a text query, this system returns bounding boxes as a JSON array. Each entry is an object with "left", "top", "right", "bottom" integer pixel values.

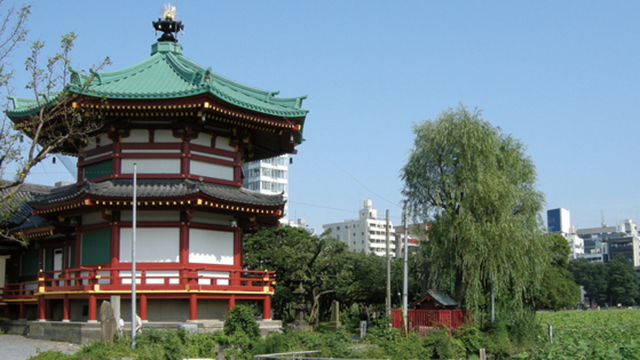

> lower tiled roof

[
  {"left": 0, "top": 181, "right": 53, "bottom": 227},
  {"left": 30, "top": 179, "right": 285, "bottom": 207}
]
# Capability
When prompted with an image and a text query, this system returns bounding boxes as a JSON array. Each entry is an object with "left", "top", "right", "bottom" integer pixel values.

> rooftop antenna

[{"left": 601, "top": 210, "right": 606, "bottom": 227}]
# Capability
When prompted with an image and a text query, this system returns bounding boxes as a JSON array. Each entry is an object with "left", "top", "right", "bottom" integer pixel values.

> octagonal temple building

[{"left": 1, "top": 11, "right": 307, "bottom": 334}]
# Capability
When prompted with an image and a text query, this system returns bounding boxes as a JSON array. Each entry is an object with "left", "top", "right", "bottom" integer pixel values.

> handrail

[{"left": 2, "top": 265, "right": 275, "bottom": 300}]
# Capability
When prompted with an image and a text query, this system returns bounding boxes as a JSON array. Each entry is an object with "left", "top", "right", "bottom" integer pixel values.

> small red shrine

[{"left": 0, "top": 7, "right": 307, "bottom": 333}]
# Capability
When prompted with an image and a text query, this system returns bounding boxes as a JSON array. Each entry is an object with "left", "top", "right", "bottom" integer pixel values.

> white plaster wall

[
  {"left": 121, "top": 129, "right": 148, "bottom": 143},
  {"left": 121, "top": 158, "right": 180, "bottom": 174},
  {"left": 121, "top": 149, "right": 180, "bottom": 154},
  {"left": 191, "top": 212, "right": 231, "bottom": 226},
  {"left": 215, "top": 136, "right": 234, "bottom": 152},
  {"left": 82, "top": 212, "right": 106, "bottom": 226},
  {"left": 120, "top": 228, "right": 179, "bottom": 263},
  {"left": 83, "top": 152, "right": 111, "bottom": 162},
  {"left": 190, "top": 160, "right": 233, "bottom": 181},
  {"left": 189, "top": 229, "right": 234, "bottom": 265},
  {"left": 154, "top": 129, "right": 180, "bottom": 143},
  {"left": 120, "top": 211, "right": 180, "bottom": 222},
  {"left": 101, "top": 134, "right": 113, "bottom": 146},
  {"left": 191, "top": 133, "right": 211, "bottom": 147},
  {"left": 119, "top": 270, "right": 142, "bottom": 285},
  {"left": 198, "top": 270, "right": 229, "bottom": 286},
  {"left": 191, "top": 150, "right": 234, "bottom": 162},
  {"left": 143, "top": 270, "right": 180, "bottom": 285},
  {"left": 98, "top": 270, "right": 110, "bottom": 285},
  {"left": 85, "top": 137, "right": 97, "bottom": 151},
  {"left": 85, "top": 134, "right": 114, "bottom": 151}
]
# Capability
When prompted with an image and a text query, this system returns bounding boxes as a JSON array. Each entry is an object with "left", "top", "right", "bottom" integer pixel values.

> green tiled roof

[{"left": 8, "top": 42, "right": 308, "bottom": 118}]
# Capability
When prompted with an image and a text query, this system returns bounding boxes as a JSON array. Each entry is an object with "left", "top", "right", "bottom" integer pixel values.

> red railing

[
  {"left": 391, "top": 309, "right": 471, "bottom": 332},
  {"left": 2, "top": 281, "right": 38, "bottom": 299},
  {"left": 0, "top": 265, "right": 275, "bottom": 301}
]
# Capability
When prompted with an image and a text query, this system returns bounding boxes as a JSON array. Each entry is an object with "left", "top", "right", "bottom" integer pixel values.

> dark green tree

[
  {"left": 401, "top": 105, "right": 548, "bottom": 311},
  {"left": 606, "top": 254, "right": 639, "bottom": 306},
  {"left": 568, "top": 257, "right": 608, "bottom": 305},
  {"left": 533, "top": 234, "right": 581, "bottom": 310},
  {"left": 243, "top": 226, "right": 352, "bottom": 324}
]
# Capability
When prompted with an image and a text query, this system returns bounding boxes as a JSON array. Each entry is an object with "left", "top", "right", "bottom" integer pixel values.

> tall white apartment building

[
  {"left": 242, "top": 154, "right": 289, "bottom": 222},
  {"left": 548, "top": 208, "right": 584, "bottom": 259},
  {"left": 323, "top": 199, "right": 396, "bottom": 257}
]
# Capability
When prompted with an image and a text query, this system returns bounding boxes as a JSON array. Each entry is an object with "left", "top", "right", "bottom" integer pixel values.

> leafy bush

[
  {"left": 363, "top": 314, "right": 399, "bottom": 342},
  {"left": 26, "top": 352, "right": 73, "bottom": 360},
  {"left": 224, "top": 305, "right": 260, "bottom": 340},
  {"left": 135, "top": 328, "right": 186, "bottom": 360},
  {"left": 503, "top": 310, "right": 544, "bottom": 349},
  {"left": 483, "top": 318, "right": 512, "bottom": 358},
  {"left": 380, "top": 332, "right": 431, "bottom": 360},
  {"left": 421, "top": 326, "right": 465, "bottom": 359},
  {"left": 184, "top": 332, "right": 227, "bottom": 358},
  {"left": 73, "top": 337, "right": 136, "bottom": 360},
  {"left": 454, "top": 324, "right": 490, "bottom": 356}
]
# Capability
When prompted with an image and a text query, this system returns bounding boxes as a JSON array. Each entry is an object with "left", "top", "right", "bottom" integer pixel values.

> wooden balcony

[{"left": 0, "top": 265, "right": 275, "bottom": 301}]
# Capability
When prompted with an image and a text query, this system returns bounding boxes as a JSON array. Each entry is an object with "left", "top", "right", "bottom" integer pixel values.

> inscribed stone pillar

[{"left": 99, "top": 301, "right": 118, "bottom": 343}]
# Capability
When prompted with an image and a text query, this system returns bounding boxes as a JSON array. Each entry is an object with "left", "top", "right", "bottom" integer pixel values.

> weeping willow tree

[{"left": 401, "top": 105, "right": 548, "bottom": 312}]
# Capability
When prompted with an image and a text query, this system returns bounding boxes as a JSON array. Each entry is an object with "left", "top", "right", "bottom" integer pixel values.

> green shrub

[
  {"left": 503, "top": 310, "right": 544, "bottom": 349},
  {"left": 184, "top": 332, "right": 227, "bottom": 358},
  {"left": 224, "top": 305, "right": 260, "bottom": 340},
  {"left": 483, "top": 318, "right": 512, "bottom": 358},
  {"left": 26, "top": 352, "right": 74, "bottom": 360},
  {"left": 382, "top": 332, "right": 431, "bottom": 360},
  {"left": 364, "top": 314, "right": 399, "bottom": 342},
  {"left": 71, "top": 337, "right": 135, "bottom": 360},
  {"left": 421, "top": 326, "right": 465, "bottom": 359},
  {"left": 134, "top": 328, "right": 187, "bottom": 360},
  {"left": 454, "top": 324, "right": 494, "bottom": 356}
]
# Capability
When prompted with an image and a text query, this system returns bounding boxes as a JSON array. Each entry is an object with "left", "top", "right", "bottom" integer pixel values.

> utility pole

[
  {"left": 402, "top": 203, "right": 408, "bottom": 334},
  {"left": 131, "top": 163, "right": 137, "bottom": 348},
  {"left": 385, "top": 209, "right": 391, "bottom": 316}
]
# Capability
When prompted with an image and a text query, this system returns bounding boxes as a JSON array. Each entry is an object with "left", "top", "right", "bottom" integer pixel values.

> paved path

[{"left": 0, "top": 335, "right": 81, "bottom": 360}]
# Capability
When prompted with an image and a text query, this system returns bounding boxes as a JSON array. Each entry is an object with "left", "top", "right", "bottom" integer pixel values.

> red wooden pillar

[
  {"left": 179, "top": 222, "right": 189, "bottom": 265},
  {"left": 231, "top": 229, "right": 242, "bottom": 287},
  {"left": 37, "top": 269, "right": 46, "bottom": 321},
  {"left": 75, "top": 231, "right": 82, "bottom": 267},
  {"left": 88, "top": 294, "right": 97, "bottom": 322},
  {"left": 180, "top": 212, "right": 190, "bottom": 286},
  {"left": 62, "top": 295, "right": 70, "bottom": 322},
  {"left": 189, "top": 293, "right": 197, "bottom": 321},
  {"left": 233, "top": 229, "right": 242, "bottom": 268},
  {"left": 112, "top": 141, "right": 122, "bottom": 175},
  {"left": 263, "top": 295, "right": 271, "bottom": 320},
  {"left": 140, "top": 294, "right": 147, "bottom": 321},
  {"left": 180, "top": 141, "right": 189, "bottom": 175},
  {"left": 38, "top": 296, "right": 46, "bottom": 321},
  {"left": 110, "top": 217, "right": 120, "bottom": 285},
  {"left": 228, "top": 295, "right": 236, "bottom": 311}
]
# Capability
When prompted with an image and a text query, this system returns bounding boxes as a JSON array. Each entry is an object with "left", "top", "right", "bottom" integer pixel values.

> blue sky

[{"left": 9, "top": 1, "right": 640, "bottom": 231}]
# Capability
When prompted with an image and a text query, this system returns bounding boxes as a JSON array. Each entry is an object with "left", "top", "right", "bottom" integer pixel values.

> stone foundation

[{"left": 0, "top": 319, "right": 282, "bottom": 344}]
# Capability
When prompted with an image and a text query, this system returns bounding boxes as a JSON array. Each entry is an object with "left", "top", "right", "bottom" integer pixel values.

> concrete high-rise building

[
  {"left": 547, "top": 208, "right": 640, "bottom": 266},
  {"left": 577, "top": 219, "right": 640, "bottom": 266},
  {"left": 547, "top": 208, "right": 571, "bottom": 235},
  {"left": 243, "top": 154, "right": 289, "bottom": 223},
  {"left": 323, "top": 199, "right": 396, "bottom": 257}
]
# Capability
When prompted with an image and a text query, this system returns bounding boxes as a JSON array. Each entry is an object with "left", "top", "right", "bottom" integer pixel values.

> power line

[{"left": 304, "top": 140, "right": 402, "bottom": 210}]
